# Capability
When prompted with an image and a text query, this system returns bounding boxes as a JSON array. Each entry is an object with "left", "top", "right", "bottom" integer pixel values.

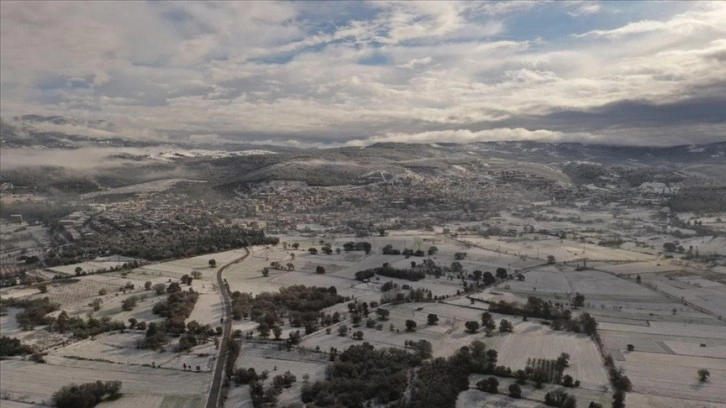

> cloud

[
  {"left": 576, "top": 2, "right": 725, "bottom": 38},
  {"left": 1, "top": 1, "right": 725, "bottom": 147},
  {"left": 568, "top": 3, "right": 601, "bottom": 17},
  {"left": 349, "top": 128, "right": 572, "bottom": 146}
]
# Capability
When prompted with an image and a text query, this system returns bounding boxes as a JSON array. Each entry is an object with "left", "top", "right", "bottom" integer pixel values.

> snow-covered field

[
  {"left": 48, "top": 260, "right": 130, "bottom": 275},
  {"left": 225, "top": 342, "right": 328, "bottom": 408},
  {"left": 457, "top": 376, "right": 613, "bottom": 408},
  {"left": 599, "top": 321, "right": 726, "bottom": 340},
  {"left": 51, "top": 332, "right": 217, "bottom": 371},
  {"left": 647, "top": 276, "right": 726, "bottom": 318},
  {"left": 481, "top": 323, "right": 609, "bottom": 390},
  {"left": 0, "top": 356, "right": 209, "bottom": 407},
  {"left": 506, "top": 267, "right": 661, "bottom": 300},
  {"left": 0, "top": 247, "right": 233, "bottom": 408},
  {"left": 457, "top": 390, "right": 543, "bottom": 408},
  {"left": 459, "top": 235, "right": 654, "bottom": 263},
  {"left": 592, "top": 261, "right": 683, "bottom": 276},
  {"left": 3, "top": 229, "right": 724, "bottom": 408},
  {"left": 626, "top": 392, "right": 726, "bottom": 408},
  {"left": 620, "top": 352, "right": 726, "bottom": 403}
]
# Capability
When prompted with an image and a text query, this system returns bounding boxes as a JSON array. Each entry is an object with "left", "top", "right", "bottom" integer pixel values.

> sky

[{"left": 1, "top": 1, "right": 725, "bottom": 147}]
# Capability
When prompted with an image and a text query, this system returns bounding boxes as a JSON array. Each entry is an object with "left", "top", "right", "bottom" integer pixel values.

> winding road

[{"left": 205, "top": 247, "right": 250, "bottom": 408}]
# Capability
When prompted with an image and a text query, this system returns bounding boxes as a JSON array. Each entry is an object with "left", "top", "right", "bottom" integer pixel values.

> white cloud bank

[{"left": 1, "top": 1, "right": 725, "bottom": 146}]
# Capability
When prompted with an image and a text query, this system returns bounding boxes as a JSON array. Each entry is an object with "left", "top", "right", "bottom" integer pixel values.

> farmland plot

[
  {"left": 231, "top": 342, "right": 328, "bottom": 407},
  {"left": 506, "top": 267, "right": 571, "bottom": 294},
  {"left": 626, "top": 393, "right": 726, "bottom": 408},
  {"left": 376, "top": 303, "right": 611, "bottom": 390},
  {"left": 586, "top": 300, "right": 709, "bottom": 322},
  {"left": 300, "top": 302, "right": 483, "bottom": 353},
  {"left": 0, "top": 356, "right": 209, "bottom": 407},
  {"left": 51, "top": 332, "right": 217, "bottom": 371},
  {"left": 648, "top": 276, "right": 726, "bottom": 318},
  {"left": 459, "top": 235, "right": 653, "bottom": 263},
  {"left": 0, "top": 286, "right": 38, "bottom": 300},
  {"left": 457, "top": 389, "right": 544, "bottom": 408},
  {"left": 96, "top": 294, "right": 166, "bottom": 325},
  {"left": 0, "top": 400, "right": 44, "bottom": 408},
  {"left": 479, "top": 322, "right": 609, "bottom": 390},
  {"left": 592, "top": 261, "right": 682, "bottom": 276},
  {"left": 97, "top": 394, "right": 166, "bottom": 408},
  {"left": 564, "top": 270, "right": 659, "bottom": 298},
  {"left": 619, "top": 352, "right": 726, "bottom": 403},
  {"left": 664, "top": 341, "right": 726, "bottom": 359},
  {"left": 599, "top": 330, "right": 726, "bottom": 357},
  {"left": 465, "top": 375, "right": 611, "bottom": 407},
  {"left": 599, "top": 321, "right": 726, "bottom": 340},
  {"left": 28, "top": 277, "right": 126, "bottom": 308},
  {"left": 48, "top": 260, "right": 129, "bottom": 275}
]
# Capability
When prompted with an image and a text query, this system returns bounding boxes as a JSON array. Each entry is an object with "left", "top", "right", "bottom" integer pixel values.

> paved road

[{"left": 205, "top": 247, "right": 250, "bottom": 408}]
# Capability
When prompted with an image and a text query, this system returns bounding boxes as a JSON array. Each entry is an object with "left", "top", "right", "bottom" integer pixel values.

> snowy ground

[{"left": 0, "top": 355, "right": 209, "bottom": 407}]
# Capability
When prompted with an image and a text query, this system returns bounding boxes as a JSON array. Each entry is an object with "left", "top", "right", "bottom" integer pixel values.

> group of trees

[
  {"left": 54, "top": 310, "right": 126, "bottom": 339},
  {"left": 121, "top": 296, "right": 138, "bottom": 311},
  {"left": 488, "top": 296, "right": 597, "bottom": 336},
  {"left": 52, "top": 380, "right": 122, "bottom": 408},
  {"left": 476, "top": 377, "right": 500, "bottom": 394},
  {"left": 603, "top": 354, "right": 632, "bottom": 393},
  {"left": 230, "top": 286, "right": 346, "bottom": 337},
  {"left": 408, "top": 339, "right": 517, "bottom": 408},
  {"left": 2, "top": 296, "right": 127, "bottom": 343},
  {"left": 247, "top": 370, "right": 297, "bottom": 408},
  {"left": 301, "top": 342, "right": 420, "bottom": 407},
  {"left": 381, "top": 244, "right": 426, "bottom": 257},
  {"left": 48, "top": 224, "right": 278, "bottom": 266},
  {"left": 379, "top": 282, "right": 435, "bottom": 304},
  {"left": 342, "top": 241, "right": 372, "bottom": 254},
  {"left": 404, "top": 339, "right": 433, "bottom": 359},
  {"left": 544, "top": 389, "right": 577, "bottom": 408},
  {"left": 294, "top": 337, "right": 591, "bottom": 408},
  {"left": 668, "top": 185, "right": 726, "bottom": 213},
  {"left": 463, "top": 312, "right": 511, "bottom": 336},
  {"left": 0, "top": 336, "right": 34, "bottom": 356},
  {"left": 355, "top": 262, "right": 426, "bottom": 282},
  {"left": 409, "top": 355, "right": 470, "bottom": 408},
  {"left": 139, "top": 280, "right": 201, "bottom": 349},
  {"left": 2, "top": 297, "right": 59, "bottom": 330}
]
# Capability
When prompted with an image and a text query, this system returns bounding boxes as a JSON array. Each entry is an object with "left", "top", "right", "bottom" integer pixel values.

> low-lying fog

[
  {"left": 0, "top": 147, "right": 174, "bottom": 170},
  {"left": 0, "top": 146, "right": 277, "bottom": 170}
]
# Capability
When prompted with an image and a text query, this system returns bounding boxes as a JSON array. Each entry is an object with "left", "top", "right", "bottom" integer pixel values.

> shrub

[
  {"left": 0, "top": 336, "right": 34, "bottom": 356},
  {"left": 562, "top": 374, "right": 574, "bottom": 387},
  {"left": 405, "top": 319, "right": 417, "bottom": 332},
  {"left": 121, "top": 296, "right": 138, "bottom": 311},
  {"left": 152, "top": 283, "right": 166, "bottom": 295},
  {"left": 465, "top": 321, "right": 480, "bottom": 333},
  {"left": 499, "top": 319, "right": 513, "bottom": 333},
  {"left": 53, "top": 381, "right": 122, "bottom": 408},
  {"left": 508, "top": 383, "right": 522, "bottom": 398}
]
